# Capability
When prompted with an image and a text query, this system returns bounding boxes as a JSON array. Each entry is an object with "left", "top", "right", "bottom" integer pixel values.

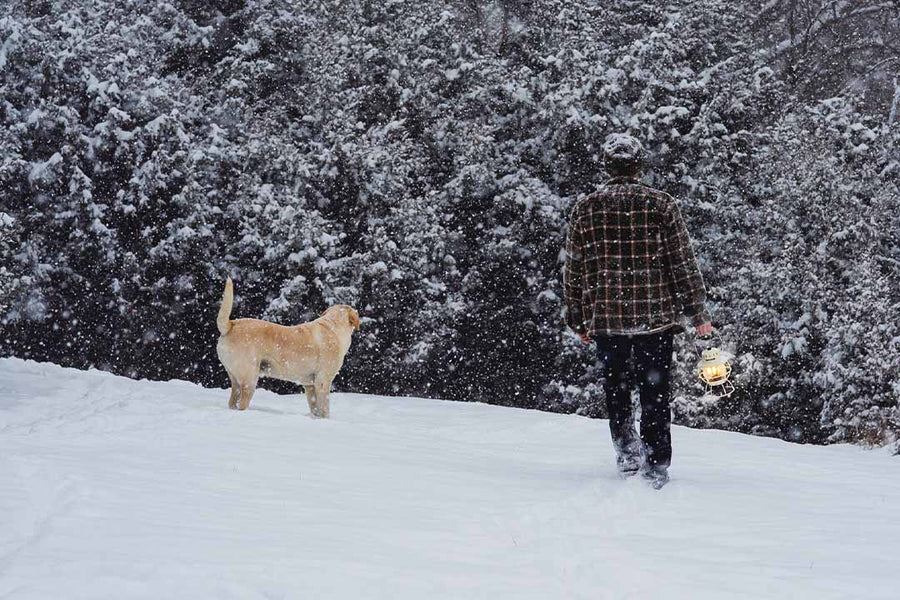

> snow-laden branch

[{"left": 773, "top": 1, "right": 899, "bottom": 56}]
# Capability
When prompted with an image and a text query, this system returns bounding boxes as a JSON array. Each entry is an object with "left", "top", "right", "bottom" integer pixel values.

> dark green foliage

[{"left": 1, "top": 0, "right": 898, "bottom": 446}]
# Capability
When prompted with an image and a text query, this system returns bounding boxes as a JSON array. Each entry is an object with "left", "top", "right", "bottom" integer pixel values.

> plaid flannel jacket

[{"left": 563, "top": 177, "right": 710, "bottom": 336}]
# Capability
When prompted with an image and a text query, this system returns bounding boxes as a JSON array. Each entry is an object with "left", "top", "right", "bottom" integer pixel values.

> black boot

[
  {"left": 616, "top": 440, "right": 645, "bottom": 478},
  {"left": 642, "top": 465, "right": 670, "bottom": 490}
]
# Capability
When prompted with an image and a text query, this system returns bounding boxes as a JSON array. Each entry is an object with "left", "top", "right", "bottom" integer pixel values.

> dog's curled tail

[{"left": 217, "top": 277, "right": 234, "bottom": 336}]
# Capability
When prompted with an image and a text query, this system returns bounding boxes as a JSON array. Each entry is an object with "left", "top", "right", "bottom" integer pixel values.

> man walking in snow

[{"left": 563, "top": 133, "right": 713, "bottom": 489}]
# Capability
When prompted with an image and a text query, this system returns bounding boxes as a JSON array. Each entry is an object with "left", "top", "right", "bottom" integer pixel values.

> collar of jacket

[{"left": 605, "top": 176, "right": 642, "bottom": 185}]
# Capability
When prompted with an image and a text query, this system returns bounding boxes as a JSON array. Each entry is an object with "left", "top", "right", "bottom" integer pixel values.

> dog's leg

[
  {"left": 303, "top": 385, "right": 319, "bottom": 417},
  {"left": 238, "top": 375, "right": 259, "bottom": 411},
  {"left": 228, "top": 374, "right": 241, "bottom": 410},
  {"left": 314, "top": 381, "right": 331, "bottom": 419}
]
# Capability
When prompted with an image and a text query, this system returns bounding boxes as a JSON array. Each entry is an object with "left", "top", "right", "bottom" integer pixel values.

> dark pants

[{"left": 594, "top": 330, "right": 674, "bottom": 468}]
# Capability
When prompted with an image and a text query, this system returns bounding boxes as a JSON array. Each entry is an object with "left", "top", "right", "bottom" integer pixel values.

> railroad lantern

[{"left": 697, "top": 347, "right": 735, "bottom": 398}]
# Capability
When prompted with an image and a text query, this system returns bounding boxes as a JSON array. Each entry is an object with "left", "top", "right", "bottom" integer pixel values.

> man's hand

[
  {"left": 695, "top": 322, "right": 714, "bottom": 337},
  {"left": 578, "top": 333, "right": 592, "bottom": 344}
]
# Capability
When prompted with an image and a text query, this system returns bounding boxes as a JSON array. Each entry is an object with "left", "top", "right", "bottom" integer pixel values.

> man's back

[{"left": 564, "top": 176, "right": 708, "bottom": 336}]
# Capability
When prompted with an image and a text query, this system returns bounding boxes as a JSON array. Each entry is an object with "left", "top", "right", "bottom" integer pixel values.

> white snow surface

[{"left": 1, "top": 358, "right": 897, "bottom": 599}]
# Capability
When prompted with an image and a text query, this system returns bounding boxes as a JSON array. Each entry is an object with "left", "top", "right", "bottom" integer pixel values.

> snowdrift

[{"left": 1, "top": 358, "right": 897, "bottom": 599}]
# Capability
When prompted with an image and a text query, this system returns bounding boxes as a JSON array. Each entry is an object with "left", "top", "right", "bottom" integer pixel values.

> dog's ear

[{"left": 348, "top": 308, "right": 360, "bottom": 331}]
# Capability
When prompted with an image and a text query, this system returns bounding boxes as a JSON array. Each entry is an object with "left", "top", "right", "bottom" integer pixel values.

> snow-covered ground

[{"left": 1, "top": 358, "right": 897, "bottom": 599}]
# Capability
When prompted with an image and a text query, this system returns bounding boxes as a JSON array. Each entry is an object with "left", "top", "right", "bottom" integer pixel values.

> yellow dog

[{"left": 215, "top": 278, "right": 359, "bottom": 417}]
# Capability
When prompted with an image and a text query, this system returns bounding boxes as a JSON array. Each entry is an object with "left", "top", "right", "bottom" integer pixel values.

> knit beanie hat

[{"left": 602, "top": 133, "right": 645, "bottom": 167}]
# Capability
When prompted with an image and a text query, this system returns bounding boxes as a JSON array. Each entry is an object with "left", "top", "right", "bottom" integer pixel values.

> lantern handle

[{"left": 694, "top": 331, "right": 724, "bottom": 355}]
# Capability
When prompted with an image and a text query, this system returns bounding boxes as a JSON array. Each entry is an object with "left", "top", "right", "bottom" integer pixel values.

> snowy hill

[{"left": 1, "top": 358, "right": 897, "bottom": 599}]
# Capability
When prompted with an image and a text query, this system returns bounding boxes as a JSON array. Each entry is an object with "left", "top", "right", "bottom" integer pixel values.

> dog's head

[
  {"left": 324, "top": 305, "right": 360, "bottom": 331},
  {"left": 347, "top": 306, "right": 361, "bottom": 331}
]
